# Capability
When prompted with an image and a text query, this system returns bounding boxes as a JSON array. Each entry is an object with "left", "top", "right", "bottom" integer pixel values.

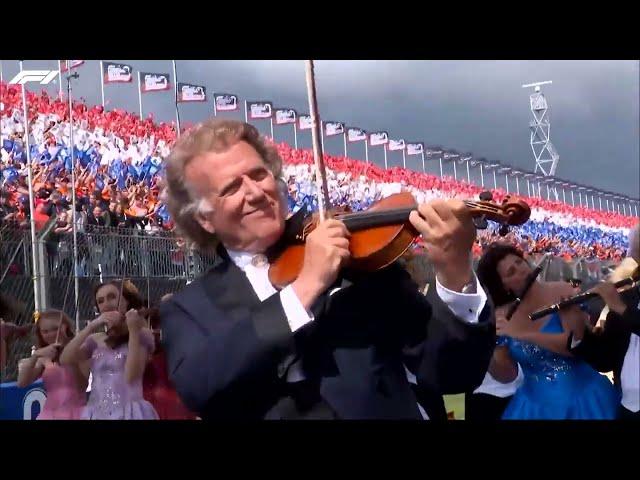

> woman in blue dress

[{"left": 477, "top": 244, "right": 619, "bottom": 420}]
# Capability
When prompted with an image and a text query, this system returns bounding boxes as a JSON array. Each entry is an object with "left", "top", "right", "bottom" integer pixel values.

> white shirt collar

[{"left": 226, "top": 249, "right": 269, "bottom": 271}]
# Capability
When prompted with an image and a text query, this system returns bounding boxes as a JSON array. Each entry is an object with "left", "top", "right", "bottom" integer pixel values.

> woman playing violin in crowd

[
  {"left": 17, "top": 310, "right": 86, "bottom": 420},
  {"left": 60, "top": 280, "right": 158, "bottom": 419},
  {"left": 1, "top": 294, "right": 29, "bottom": 372}
]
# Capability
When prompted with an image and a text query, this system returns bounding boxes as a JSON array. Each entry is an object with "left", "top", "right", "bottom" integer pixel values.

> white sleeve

[
  {"left": 279, "top": 285, "right": 315, "bottom": 333},
  {"left": 435, "top": 274, "right": 487, "bottom": 324}
]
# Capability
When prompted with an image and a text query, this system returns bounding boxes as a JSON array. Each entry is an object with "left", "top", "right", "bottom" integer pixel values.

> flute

[
  {"left": 505, "top": 265, "right": 543, "bottom": 321},
  {"left": 529, "top": 268, "right": 639, "bottom": 321}
]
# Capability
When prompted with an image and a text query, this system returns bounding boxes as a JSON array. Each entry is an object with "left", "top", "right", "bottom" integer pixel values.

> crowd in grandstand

[
  {"left": 2, "top": 78, "right": 639, "bottom": 422},
  {"left": 0, "top": 82, "right": 635, "bottom": 262}
]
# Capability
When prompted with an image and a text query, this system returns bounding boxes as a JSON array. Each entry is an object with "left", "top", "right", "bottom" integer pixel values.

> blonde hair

[{"left": 163, "top": 119, "right": 283, "bottom": 250}]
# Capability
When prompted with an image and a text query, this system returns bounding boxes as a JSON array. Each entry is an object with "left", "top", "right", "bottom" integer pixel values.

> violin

[
  {"left": 267, "top": 190, "right": 531, "bottom": 289},
  {"left": 265, "top": 61, "right": 531, "bottom": 289}
]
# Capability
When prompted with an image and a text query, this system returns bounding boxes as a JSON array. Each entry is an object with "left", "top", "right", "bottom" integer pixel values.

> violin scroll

[
  {"left": 464, "top": 192, "right": 531, "bottom": 235},
  {"left": 500, "top": 196, "right": 532, "bottom": 226}
]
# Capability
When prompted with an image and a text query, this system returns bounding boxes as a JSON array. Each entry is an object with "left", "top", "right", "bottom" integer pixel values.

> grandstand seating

[{"left": 1, "top": 82, "right": 635, "bottom": 261}]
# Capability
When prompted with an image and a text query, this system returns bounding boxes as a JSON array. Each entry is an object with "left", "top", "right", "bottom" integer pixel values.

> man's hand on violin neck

[
  {"left": 292, "top": 219, "right": 351, "bottom": 310},
  {"left": 409, "top": 199, "right": 476, "bottom": 292}
]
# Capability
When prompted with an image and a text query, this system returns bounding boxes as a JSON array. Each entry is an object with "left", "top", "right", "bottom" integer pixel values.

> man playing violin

[{"left": 159, "top": 119, "right": 496, "bottom": 420}]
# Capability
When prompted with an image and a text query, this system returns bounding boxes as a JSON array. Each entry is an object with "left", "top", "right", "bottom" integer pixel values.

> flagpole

[
  {"left": 343, "top": 131, "right": 347, "bottom": 157},
  {"left": 137, "top": 72, "right": 143, "bottom": 119},
  {"left": 402, "top": 148, "right": 406, "bottom": 169},
  {"left": 65, "top": 61, "right": 81, "bottom": 331},
  {"left": 421, "top": 151, "right": 425, "bottom": 173},
  {"left": 58, "top": 61, "right": 62, "bottom": 99},
  {"left": 244, "top": 100, "right": 248, "bottom": 123},
  {"left": 293, "top": 122, "right": 298, "bottom": 149},
  {"left": 172, "top": 60, "right": 181, "bottom": 137},
  {"left": 19, "top": 60, "right": 42, "bottom": 318},
  {"left": 365, "top": 139, "right": 369, "bottom": 163},
  {"left": 320, "top": 121, "right": 325, "bottom": 153},
  {"left": 383, "top": 144, "right": 388, "bottom": 169},
  {"left": 213, "top": 95, "right": 218, "bottom": 116},
  {"left": 269, "top": 117, "right": 274, "bottom": 140},
  {"left": 99, "top": 61, "right": 105, "bottom": 108}
]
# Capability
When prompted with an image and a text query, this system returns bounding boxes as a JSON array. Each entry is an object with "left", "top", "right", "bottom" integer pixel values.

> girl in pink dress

[
  {"left": 17, "top": 310, "right": 86, "bottom": 420},
  {"left": 60, "top": 280, "right": 158, "bottom": 420}
]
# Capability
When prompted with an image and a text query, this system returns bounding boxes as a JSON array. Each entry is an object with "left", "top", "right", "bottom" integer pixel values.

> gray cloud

[{"left": 3, "top": 59, "right": 638, "bottom": 199}]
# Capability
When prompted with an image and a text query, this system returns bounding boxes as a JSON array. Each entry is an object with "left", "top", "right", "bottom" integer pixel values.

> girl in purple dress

[
  {"left": 60, "top": 280, "right": 158, "bottom": 420},
  {"left": 17, "top": 310, "right": 86, "bottom": 420}
]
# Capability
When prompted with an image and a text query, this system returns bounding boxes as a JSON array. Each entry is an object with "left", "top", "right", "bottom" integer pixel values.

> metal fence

[
  {"left": 401, "top": 251, "right": 616, "bottom": 295},
  {"left": 1, "top": 224, "right": 217, "bottom": 382},
  {"left": 1, "top": 225, "right": 618, "bottom": 382}
]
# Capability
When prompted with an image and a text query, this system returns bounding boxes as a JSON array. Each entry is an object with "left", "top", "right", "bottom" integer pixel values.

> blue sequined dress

[{"left": 499, "top": 313, "right": 620, "bottom": 420}]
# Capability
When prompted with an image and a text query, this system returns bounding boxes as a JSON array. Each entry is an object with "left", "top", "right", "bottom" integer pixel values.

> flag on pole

[
  {"left": 298, "top": 115, "right": 313, "bottom": 130},
  {"left": 324, "top": 121, "right": 345, "bottom": 137},
  {"left": 388, "top": 139, "right": 406, "bottom": 151},
  {"left": 368, "top": 131, "right": 389, "bottom": 146},
  {"left": 275, "top": 108, "right": 296, "bottom": 125},
  {"left": 140, "top": 72, "right": 171, "bottom": 93},
  {"left": 59, "top": 60, "right": 84, "bottom": 72},
  {"left": 103, "top": 62, "right": 133, "bottom": 83},
  {"left": 248, "top": 101, "right": 273, "bottom": 119},
  {"left": 426, "top": 148, "right": 443, "bottom": 156},
  {"left": 177, "top": 83, "right": 206, "bottom": 102},
  {"left": 214, "top": 93, "right": 238, "bottom": 111},
  {"left": 406, "top": 142, "right": 424, "bottom": 155},
  {"left": 347, "top": 127, "right": 367, "bottom": 143}
]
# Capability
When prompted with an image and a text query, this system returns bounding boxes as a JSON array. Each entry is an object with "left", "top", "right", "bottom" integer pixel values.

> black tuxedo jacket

[{"left": 160, "top": 250, "right": 496, "bottom": 420}]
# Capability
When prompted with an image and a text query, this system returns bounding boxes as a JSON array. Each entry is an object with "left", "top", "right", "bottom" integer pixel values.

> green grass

[{"left": 443, "top": 394, "right": 466, "bottom": 420}]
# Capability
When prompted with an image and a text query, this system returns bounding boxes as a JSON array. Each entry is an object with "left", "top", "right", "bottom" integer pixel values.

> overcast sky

[{"left": 3, "top": 60, "right": 639, "bottom": 200}]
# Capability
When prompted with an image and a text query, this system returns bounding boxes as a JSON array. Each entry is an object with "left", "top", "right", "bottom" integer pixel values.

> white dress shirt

[
  {"left": 473, "top": 366, "right": 524, "bottom": 398},
  {"left": 620, "top": 332, "right": 639, "bottom": 413},
  {"left": 227, "top": 249, "right": 488, "bottom": 418}
]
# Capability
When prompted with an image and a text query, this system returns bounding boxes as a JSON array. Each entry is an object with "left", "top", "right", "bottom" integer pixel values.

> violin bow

[
  {"left": 54, "top": 270, "right": 75, "bottom": 345},
  {"left": 115, "top": 251, "right": 130, "bottom": 328},
  {"left": 304, "top": 60, "right": 331, "bottom": 222}
]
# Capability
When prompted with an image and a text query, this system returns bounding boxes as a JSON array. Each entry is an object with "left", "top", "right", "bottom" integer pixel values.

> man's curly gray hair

[{"left": 162, "top": 119, "right": 283, "bottom": 250}]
